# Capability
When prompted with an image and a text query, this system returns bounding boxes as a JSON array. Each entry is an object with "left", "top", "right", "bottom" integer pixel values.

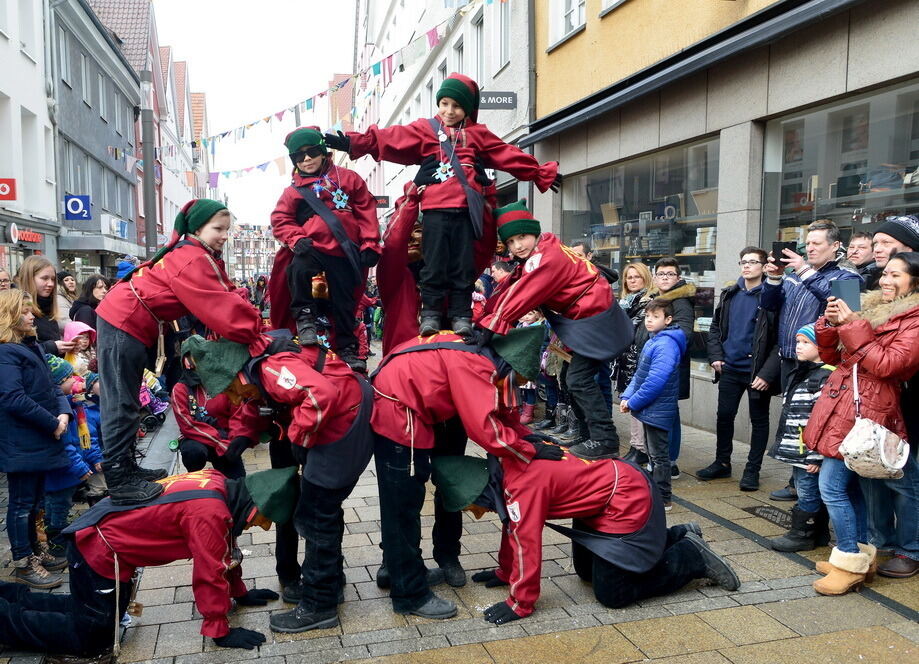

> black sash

[
  {"left": 545, "top": 460, "right": 667, "bottom": 574},
  {"left": 294, "top": 185, "right": 362, "bottom": 281},
  {"left": 544, "top": 300, "right": 634, "bottom": 361},
  {"left": 302, "top": 375, "right": 374, "bottom": 490},
  {"left": 62, "top": 489, "right": 225, "bottom": 534},
  {"left": 426, "top": 118, "right": 484, "bottom": 239},
  {"left": 369, "top": 340, "right": 503, "bottom": 380}
]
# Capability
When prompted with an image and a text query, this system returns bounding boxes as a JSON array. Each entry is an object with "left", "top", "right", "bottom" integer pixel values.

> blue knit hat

[
  {"left": 45, "top": 354, "right": 74, "bottom": 384},
  {"left": 796, "top": 324, "right": 817, "bottom": 345}
]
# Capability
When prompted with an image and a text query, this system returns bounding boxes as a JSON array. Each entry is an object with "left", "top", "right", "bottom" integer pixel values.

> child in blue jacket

[{"left": 620, "top": 298, "right": 687, "bottom": 509}]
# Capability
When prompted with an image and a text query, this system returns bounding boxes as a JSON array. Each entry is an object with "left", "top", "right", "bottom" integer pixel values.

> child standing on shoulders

[
  {"left": 619, "top": 299, "right": 688, "bottom": 510},
  {"left": 768, "top": 324, "right": 832, "bottom": 552},
  {"left": 324, "top": 73, "right": 560, "bottom": 337}
]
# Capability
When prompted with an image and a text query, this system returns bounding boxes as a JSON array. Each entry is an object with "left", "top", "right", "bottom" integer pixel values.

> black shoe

[
  {"left": 396, "top": 594, "right": 457, "bottom": 619},
  {"left": 376, "top": 565, "right": 444, "bottom": 589},
  {"left": 338, "top": 347, "right": 367, "bottom": 373},
  {"left": 671, "top": 464, "right": 681, "bottom": 479},
  {"left": 769, "top": 485, "right": 797, "bottom": 502},
  {"left": 549, "top": 407, "right": 570, "bottom": 435},
  {"left": 684, "top": 532, "right": 740, "bottom": 590},
  {"left": 132, "top": 465, "right": 168, "bottom": 482},
  {"left": 685, "top": 522, "right": 703, "bottom": 538},
  {"left": 107, "top": 476, "right": 164, "bottom": 505},
  {"left": 770, "top": 506, "right": 819, "bottom": 552},
  {"left": 622, "top": 447, "right": 650, "bottom": 465},
  {"left": 696, "top": 461, "right": 731, "bottom": 481},
  {"left": 569, "top": 439, "right": 619, "bottom": 460},
  {"left": 419, "top": 316, "right": 440, "bottom": 336},
  {"left": 439, "top": 561, "right": 466, "bottom": 588},
  {"left": 296, "top": 312, "right": 319, "bottom": 346},
  {"left": 451, "top": 317, "right": 473, "bottom": 337},
  {"left": 282, "top": 580, "right": 303, "bottom": 604},
  {"left": 269, "top": 606, "right": 339, "bottom": 633},
  {"left": 533, "top": 410, "right": 557, "bottom": 430},
  {"left": 739, "top": 467, "right": 760, "bottom": 492}
]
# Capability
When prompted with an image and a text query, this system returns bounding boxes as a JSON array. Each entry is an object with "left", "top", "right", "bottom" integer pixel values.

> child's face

[
  {"left": 795, "top": 335, "right": 820, "bottom": 362},
  {"left": 295, "top": 150, "right": 325, "bottom": 175},
  {"left": 195, "top": 213, "right": 231, "bottom": 252},
  {"left": 506, "top": 233, "right": 538, "bottom": 260},
  {"left": 16, "top": 305, "right": 35, "bottom": 335},
  {"left": 644, "top": 309, "right": 672, "bottom": 333},
  {"left": 437, "top": 97, "right": 466, "bottom": 127},
  {"left": 60, "top": 376, "right": 75, "bottom": 395},
  {"left": 519, "top": 311, "right": 539, "bottom": 325},
  {"left": 75, "top": 334, "right": 90, "bottom": 351}
]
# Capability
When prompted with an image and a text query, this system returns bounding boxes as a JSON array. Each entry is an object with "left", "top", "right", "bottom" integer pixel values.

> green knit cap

[
  {"left": 431, "top": 456, "right": 490, "bottom": 512},
  {"left": 45, "top": 354, "right": 74, "bottom": 385},
  {"left": 285, "top": 126, "right": 327, "bottom": 155},
  {"left": 174, "top": 198, "right": 228, "bottom": 237},
  {"left": 436, "top": 73, "right": 479, "bottom": 121},
  {"left": 180, "top": 334, "right": 250, "bottom": 396},
  {"left": 491, "top": 325, "right": 544, "bottom": 381},
  {"left": 495, "top": 199, "right": 541, "bottom": 243},
  {"left": 244, "top": 467, "right": 299, "bottom": 524}
]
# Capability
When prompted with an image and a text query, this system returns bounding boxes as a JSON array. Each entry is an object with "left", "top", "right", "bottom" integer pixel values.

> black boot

[
  {"left": 130, "top": 459, "right": 168, "bottom": 482},
  {"left": 813, "top": 504, "right": 831, "bottom": 547},
  {"left": 104, "top": 461, "right": 163, "bottom": 506},
  {"left": 623, "top": 446, "right": 650, "bottom": 466},
  {"left": 296, "top": 309, "right": 319, "bottom": 346},
  {"left": 419, "top": 312, "right": 440, "bottom": 337},
  {"left": 338, "top": 345, "right": 367, "bottom": 373},
  {"left": 770, "top": 506, "right": 820, "bottom": 552},
  {"left": 269, "top": 605, "right": 339, "bottom": 633},
  {"left": 739, "top": 463, "right": 760, "bottom": 492},
  {"left": 550, "top": 405, "right": 570, "bottom": 435},
  {"left": 533, "top": 406, "right": 558, "bottom": 430}
]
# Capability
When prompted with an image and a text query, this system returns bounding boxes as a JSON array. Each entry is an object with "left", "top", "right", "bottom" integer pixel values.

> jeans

[
  {"left": 714, "top": 368, "right": 772, "bottom": 468},
  {"left": 668, "top": 407, "right": 681, "bottom": 462},
  {"left": 270, "top": 437, "right": 303, "bottom": 585},
  {"left": 859, "top": 453, "right": 919, "bottom": 561},
  {"left": 97, "top": 317, "right": 149, "bottom": 467},
  {"left": 375, "top": 433, "right": 435, "bottom": 612},
  {"left": 629, "top": 416, "right": 646, "bottom": 453},
  {"left": 792, "top": 466, "right": 823, "bottom": 513},
  {"left": 179, "top": 439, "right": 246, "bottom": 479},
  {"left": 819, "top": 457, "right": 867, "bottom": 553},
  {"left": 574, "top": 525, "right": 705, "bottom": 608},
  {"left": 566, "top": 352, "right": 619, "bottom": 446},
  {"left": 44, "top": 487, "right": 76, "bottom": 532},
  {"left": 419, "top": 209, "right": 476, "bottom": 318},
  {"left": 644, "top": 424, "right": 671, "bottom": 502},
  {"left": 538, "top": 374, "right": 560, "bottom": 411},
  {"left": 287, "top": 250, "right": 360, "bottom": 352},
  {"left": 6, "top": 472, "right": 45, "bottom": 560}
]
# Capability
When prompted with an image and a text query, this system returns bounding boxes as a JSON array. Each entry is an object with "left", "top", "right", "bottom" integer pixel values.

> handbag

[{"left": 838, "top": 363, "right": 910, "bottom": 479}]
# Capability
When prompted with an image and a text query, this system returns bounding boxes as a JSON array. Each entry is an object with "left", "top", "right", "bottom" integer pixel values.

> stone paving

[{"left": 1, "top": 341, "right": 917, "bottom": 663}]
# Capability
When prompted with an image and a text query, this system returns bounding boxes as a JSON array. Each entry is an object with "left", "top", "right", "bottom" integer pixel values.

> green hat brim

[
  {"left": 490, "top": 325, "right": 544, "bottom": 382},
  {"left": 180, "top": 335, "right": 250, "bottom": 396},
  {"left": 498, "top": 219, "right": 541, "bottom": 243},
  {"left": 244, "top": 467, "right": 299, "bottom": 524},
  {"left": 431, "top": 456, "right": 490, "bottom": 512}
]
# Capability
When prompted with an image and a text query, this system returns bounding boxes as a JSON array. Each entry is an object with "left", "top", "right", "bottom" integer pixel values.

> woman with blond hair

[
  {"left": 0, "top": 289, "right": 72, "bottom": 589},
  {"left": 14, "top": 256, "right": 75, "bottom": 357}
]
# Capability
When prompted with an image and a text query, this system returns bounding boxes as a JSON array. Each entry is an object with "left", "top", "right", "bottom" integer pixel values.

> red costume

[
  {"left": 479, "top": 233, "right": 613, "bottom": 335},
  {"left": 73, "top": 470, "right": 248, "bottom": 638},
  {"left": 172, "top": 384, "right": 259, "bottom": 456}
]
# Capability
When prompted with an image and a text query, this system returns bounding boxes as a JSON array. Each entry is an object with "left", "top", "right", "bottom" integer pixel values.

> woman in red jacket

[{"left": 804, "top": 252, "right": 919, "bottom": 595}]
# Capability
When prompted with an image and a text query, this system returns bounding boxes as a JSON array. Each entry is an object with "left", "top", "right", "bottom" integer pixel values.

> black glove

[
  {"left": 530, "top": 441, "right": 564, "bottom": 461},
  {"left": 293, "top": 237, "right": 314, "bottom": 256},
  {"left": 234, "top": 588, "right": 279, "bottom": 606},
  {"left": 213, "top": 627, "right": 267, "bottom": 649},
  {"left": 413, "top": 154, "right": 440, "bottom": 187},
  {"left": 523, "top": 432, "right": 564, "bottom": 447},
  {"left": 324, "top": 131, "right": 350, "bottom": 152},
  {"left": 550, "top": 172, "right": 563, "bottom": 193},
  {"left": 360, "top": 249, "right": 380, "bottom": 268},
  {"left": 473, "top": 156, "right": 492, "bottom": 186},
  {"left": 266, "top": 335, "right": 301, "bottom": 355},
  {"left": 473, "top": 327, "right": 495, "bottom": 350},
  {"left": 483, "top": 601, "right": 520, "bottom": 625},
  {"left": 471, "top": 569, "right": 508, "bottom": 588},
  {"left": 222, "top": 436, "right": 252, "bottom": 464}
]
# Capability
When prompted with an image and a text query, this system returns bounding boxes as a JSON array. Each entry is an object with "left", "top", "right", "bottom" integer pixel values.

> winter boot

[
  {"left": 770, "top": 506, "right": 822, "bottom": 552},
  {"left": 439, "top": 560, "right": 467, "bottom": 588},
  {"left": 451, "top": 317, "right": 473, "bottom": 337},
  {"left": 519, "top": 404, "right": 535, "bottom": 425},
  {"left": 738, "top": 463, "right": 760, "bottom": 491},
  {"left": 44, "top": 527, "right": 67, "bottom": 560},
  {"left": 813, "top": 503, "right": 831, "bottom": 547},
  {"left": 550, "top": 405, "right": 570, "bottom": 435},
  {"left": 812, "top": 547, "right": 870, "bottom": 595},
  {"left": 623, "top": 446, "right": 650, "bottom": 466},
  {"left": 533, "top": 406, "right": 558, "bottom": 430},
  {"left": 817, "top": 543, "right": 877, "bottom": 582},
  {"left": 11, "top": 555, "right": 63, "bottom": 589},
  {"left": 296, "top": 309, "right": 319, "bottom": 346},
  {"left": 104, "top": 461, "right": 164, "bottom": 506},
  {"left": 569, "top": 439, "right": 620, "bottom": 460},
  {"left": 130, "top": 459, "right": 168, "bottom": 482},
  {"left": 559, "top": 408, "right": 584, "bottom": 441},
  {"left": 338, "top": 345, "right": 367, "bottom": 373},
  {"left": 269, "top": 606, "right": 339, "bottom": 633},
  {"left": 419, "top": 313, "right": 440, "bottom": 337}
]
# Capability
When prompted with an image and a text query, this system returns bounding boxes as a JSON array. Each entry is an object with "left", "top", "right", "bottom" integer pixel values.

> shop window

[
  {"left": 763, "top": 77, "right": 919, "bottom": 247},
  {"left": 560, "top": 137, "right": 720, "bottom": 363}
]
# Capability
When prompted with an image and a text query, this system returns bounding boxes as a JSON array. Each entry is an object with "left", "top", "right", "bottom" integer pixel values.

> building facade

[
  {"left": 157, "top": 45, "right": 194, "bottom": 239},
  {"left": 525, "top": 0, "right": 919, "bottom": 436},
  {"left": 229, "top": 223, "right": 279, "bottom": 282}
]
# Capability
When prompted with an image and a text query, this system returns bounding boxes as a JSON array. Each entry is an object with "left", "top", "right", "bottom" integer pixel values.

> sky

[{"left": 152, "top": 0, "right": 356, "bottom": 225}]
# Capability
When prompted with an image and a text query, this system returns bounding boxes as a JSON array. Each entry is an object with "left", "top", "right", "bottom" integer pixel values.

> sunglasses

[{"left": 293, "top": 145, "right": 326, "bottom": 161}]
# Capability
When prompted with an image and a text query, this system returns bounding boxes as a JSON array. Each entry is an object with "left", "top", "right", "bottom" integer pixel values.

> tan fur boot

[
  {"left": 815, "top": 542, "right": 877, "bottom": 582},
  {"left": 813, "top": 547, "right": 870, "bottom": 595}
]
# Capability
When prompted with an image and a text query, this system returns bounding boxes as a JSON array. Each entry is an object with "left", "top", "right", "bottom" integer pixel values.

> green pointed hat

[
  {"left": 431, "top": 456, "right": 490, "bottom": 512},
  {"left": 495, "top": 199, "right": 541, "bottom": 242},
  {"left": 490, "top": 325, "right": 544, "bottom": 382},
  {"left": 180, "top": 334, "right": 250, "bottom": 396},
  {"left": 244, "top": 467, "right": 298, "bottom": 524}
]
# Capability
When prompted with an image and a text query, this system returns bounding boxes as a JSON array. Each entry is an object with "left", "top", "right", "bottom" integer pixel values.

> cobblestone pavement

[{"left": 1, "top": 341, "right": 916, "bottom": 663}]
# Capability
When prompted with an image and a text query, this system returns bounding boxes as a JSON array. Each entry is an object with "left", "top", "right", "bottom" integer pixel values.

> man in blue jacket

[{"left": 618, "top": 298, "right": 687, "bottom": 510}]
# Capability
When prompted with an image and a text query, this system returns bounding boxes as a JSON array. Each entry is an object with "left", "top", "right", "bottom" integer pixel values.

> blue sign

[{"left": 64, "top": 195, "right": 92, "bottom": 220}]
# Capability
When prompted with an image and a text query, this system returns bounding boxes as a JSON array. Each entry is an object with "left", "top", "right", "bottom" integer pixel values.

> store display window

[{"left": 763, "top": 78, "right": 919, "bottom": 246}]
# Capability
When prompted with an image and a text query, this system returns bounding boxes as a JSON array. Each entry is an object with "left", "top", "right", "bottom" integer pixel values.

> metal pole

[{"left": 140, "top": 70, "right": 158, "bottom": 259}]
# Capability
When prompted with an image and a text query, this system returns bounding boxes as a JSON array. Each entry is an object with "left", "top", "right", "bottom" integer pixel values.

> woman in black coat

[
  {"left": 14, "top": 256, "right": 74, "bottom": 357},
  {"left": 69, "top": 274, "right": 109, "bottom": 330}
]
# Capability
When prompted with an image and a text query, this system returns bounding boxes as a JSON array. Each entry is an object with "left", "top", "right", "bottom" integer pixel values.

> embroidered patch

[
  {"left": 506, "top": 501, "right": 521, "bottom": 523},
  {"left": 276, "top": 366, "right": 297, "bottom": 390},
  {"left": 524, "top": 253, "right": 542, "bottom": 273}
]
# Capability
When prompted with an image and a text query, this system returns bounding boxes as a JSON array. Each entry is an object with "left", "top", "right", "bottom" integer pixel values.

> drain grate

[{"left": 742, "top": 505, "right": 792, "bottom": 529}]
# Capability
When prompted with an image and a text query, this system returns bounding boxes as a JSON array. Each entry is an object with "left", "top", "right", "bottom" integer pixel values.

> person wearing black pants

[
  {"left": 269, "top": 437, "right": 303, "bottom": 595},
  {"left": 431, "top": 417, "right": 469, "bottom": 586},
  {"left": 566, "top": 352, "right": 620, "bottom": 450},
  {"left": 419, "top": 209, "right": 476, "bottom": 333},
  {"left": 179, "top": 439, "right": 246, "bottom": 480}
]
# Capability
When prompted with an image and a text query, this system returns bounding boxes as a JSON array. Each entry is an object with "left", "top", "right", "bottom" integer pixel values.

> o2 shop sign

[
  {"left": 64, "top": 195, "right": 92, "bottom": 220},
  {"left": 0, "top": 178, "right": 16, "bottom": 201}
]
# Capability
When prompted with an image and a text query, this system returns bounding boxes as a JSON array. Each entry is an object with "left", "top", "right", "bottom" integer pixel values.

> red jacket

[
  {"left": 97, "top": 236, "right": 264, "bottom": 351},
  {"left": 495, "top": 455, "right": 652, "bottom": 618},
  {"left": 479, "top": 233, "right": 613, "bottom": 335},
  {"left": 235, "top": 343, "right": 363, "bottom": 448},
  {"left": 172, "top": 383, "right": 258, "bottom": 456},
  {"left": 74, "top": 470, "right": 248, "bottom": 638},
  {"left": 805, "top": 291, "right": 919, "bottom": 458},
  {"left": 370, "top": 332, "right": 535, "bottom": 461},
  {"left": 346, "top": 118, "right": 558, "bottom": 210}
]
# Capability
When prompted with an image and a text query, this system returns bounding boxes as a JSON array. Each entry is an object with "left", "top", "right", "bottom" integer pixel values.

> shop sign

[
  {"left": 64, "top": 195, "right": 92, "bottom": 220},
  {"left": 374, "top": 195, "right": 390, "bottom": 208},
  {"left": 0, "top": 179, "right": 16, "bottom": 201},
  {"left": 480, "top": 92, "right": 517, "bottom": 110},
  {"left": 7, "top": 223, "right": 43, "bottom": 244}
]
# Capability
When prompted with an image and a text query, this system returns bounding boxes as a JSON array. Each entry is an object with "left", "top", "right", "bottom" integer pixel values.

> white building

[
  {"left": 157, "top": 45, "right": 194, "bottom": 238},
  {"left": 0, "top": 0, "right": 60, "bottom": 270}
]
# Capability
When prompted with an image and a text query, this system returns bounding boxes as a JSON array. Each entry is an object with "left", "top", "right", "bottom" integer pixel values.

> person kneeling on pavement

[
  {"left": 432, "top": 454, "right": 741, "bottom": 624},
  {"left": 0, "top": 467, "right": 297, "bottom": 660}
]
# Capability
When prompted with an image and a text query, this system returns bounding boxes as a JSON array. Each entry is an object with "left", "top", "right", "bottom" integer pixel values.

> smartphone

[
  {"left": 831, "top": 279, "right": 861, "bottom": 311},
  {"left": 771, "top": 241, "right": 797, "bottom": 260}
]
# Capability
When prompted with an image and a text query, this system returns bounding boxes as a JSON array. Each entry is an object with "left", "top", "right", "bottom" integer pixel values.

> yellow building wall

[{"left": 535, "top": 0, "right": 782, "bottom": 117}]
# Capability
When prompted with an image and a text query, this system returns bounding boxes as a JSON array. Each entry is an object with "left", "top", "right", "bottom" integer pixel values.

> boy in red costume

[
  {"left": 324, "top": 73, "right": 560, "bottom": 337},
  {"left": 269, "top": 127, "right": 380, "bottom": 372}
]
